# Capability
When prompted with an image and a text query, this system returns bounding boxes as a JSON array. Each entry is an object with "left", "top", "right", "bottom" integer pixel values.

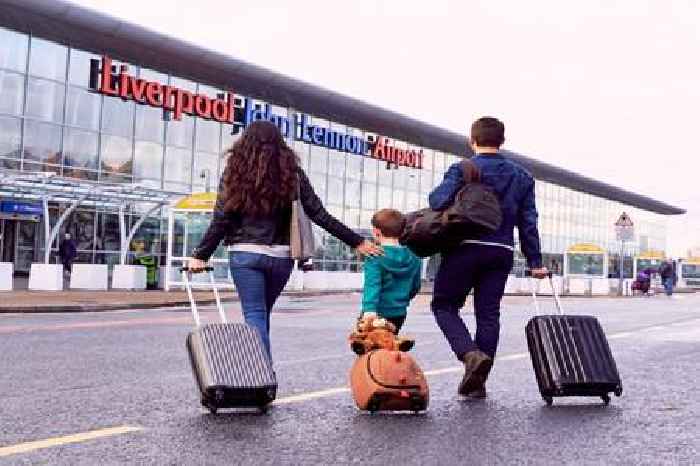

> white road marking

[{"left": 0, "top": 426, "right": 142, "bottom": 458}]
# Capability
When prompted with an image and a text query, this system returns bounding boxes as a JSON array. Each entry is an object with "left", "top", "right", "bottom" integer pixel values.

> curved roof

[{"left": 0, "top": 0, "right": 685, "bottom": 215}]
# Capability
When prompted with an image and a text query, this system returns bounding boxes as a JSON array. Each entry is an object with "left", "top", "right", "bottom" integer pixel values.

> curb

[{"left": 0, "top": 289, "right": 364, "bottom": 314}]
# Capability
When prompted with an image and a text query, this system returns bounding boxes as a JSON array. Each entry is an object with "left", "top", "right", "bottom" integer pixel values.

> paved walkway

[{"left": 0, "top": 289, "right": 239, "bottom": 313}]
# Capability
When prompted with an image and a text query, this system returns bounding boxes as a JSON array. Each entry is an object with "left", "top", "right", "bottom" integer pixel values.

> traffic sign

[
  {"left": 615, "top": 212, "right": 634, "bottom": 241},
  {"left": 615, "top": 212, "right": 634, "bottom": 227}
]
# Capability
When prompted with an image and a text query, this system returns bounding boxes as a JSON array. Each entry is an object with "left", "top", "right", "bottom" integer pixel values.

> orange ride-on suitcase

[{"left": 350, "top": 349, "right": 429, "bottom": 413}]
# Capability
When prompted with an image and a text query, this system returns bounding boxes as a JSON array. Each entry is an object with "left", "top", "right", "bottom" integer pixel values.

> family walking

[{"left": 188, "top": 116, "right": 547, "bottom": 406}]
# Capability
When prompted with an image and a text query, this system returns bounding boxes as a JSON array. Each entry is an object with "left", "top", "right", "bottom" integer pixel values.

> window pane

[
  {"left": 346, "top": 179, "right": 360, "bottom": 208},
  {"left": 29, "top": 37, "right": 67, "bottom": 81},
  {"left": 406, "top": 169, "right": 419, "bottom": 192},
  {"left": 193, "top": 152, "right": 218, "bottom": 191},
  {"left": 195, "top": 118, "right": 220, "bottom": 153},
  {"left": 102, "top": 97, "right": 135, "bottom": 137},
  {"left": 346, "top": 154, "right": 362, "bottom": 180},
  {"left": 63, "top": 128, "right": 98, "bottom": 170},
  {"left": 378, "top": 164, "right": 392, "bottom": 186},
  {"left": 344, "top": 208, "right": 360, "bottom": 229},
  {"left": 66, "top": 86, "right": 101, "bottom": 130},
  {"left": 139, "top": 67, "right": 167, "bottom": 84},
  {"left": 135, "top": 104, "right": 165, "bottom": 143},
  {"left": 361, "top": 183, "right": 376, "bottom": 210},
  {"left": 23, "top": 120, "right": 62, "bottom": 164},
  {"left": 134, "top": 141, "right": 163, "bottom": 182},
  {"left": 392, "top": 189, "right": 405, "bottom": 210},
  {"left": 378, "top": 186, "right": 392, "bottom": 209},
  {"left": 328, "top": 150, "right": 346, "bottom": 177},
  {"left": 170, "top": 76, "right": 196, "bottom": 92},
  {"left": 309, "top": 145, "right": 328, "bottom": 173},
  {"left": 221, "top": 126, "right": 240, "bottom": 151},
  {"left": 406, "top": 191, "right": 419, "bottom": 212},
  {"left": 294, "top": 140, "right": 309, "bottom": 170},
  {"left": 0, "top": 116, "right": 21, "bottom": 158},
  {"left": 166, "top": 115, "right": 194, "bottom": 148},
  {"left": 0, "top": 70, "right": 24, "bottom": 115},
  {"left": 309, "top": 172, "right": 326, "bottom": 203},
  {"left": 362, "top": 157, "right": 378, "bottom": 183},
  {"left": 164, "top": 146, "right": 192, "bottom": 188},
  {"left": 100, "top": 135, "right": 133, "bottom": 174},
  {"left": 26, "top": 78, "right": 65, "bottom": 123},
  {"left": 68, "top": 49, "right": 99, "bottom": 86},
  {"left": 327, "top": 176, "right": 344, "bottom": 205},
  {"left": 0, "top": 27, "right": 28, "bottom": 72}
]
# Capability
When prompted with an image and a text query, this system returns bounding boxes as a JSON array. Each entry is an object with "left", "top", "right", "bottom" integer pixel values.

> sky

[{"left": 71, "top": 0, "right": 700, "bottom": 256}]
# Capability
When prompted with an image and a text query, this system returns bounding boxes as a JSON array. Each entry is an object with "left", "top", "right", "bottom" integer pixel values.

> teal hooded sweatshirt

[{"left": 362, "top": 245, "right": 422, "bottom": 318}]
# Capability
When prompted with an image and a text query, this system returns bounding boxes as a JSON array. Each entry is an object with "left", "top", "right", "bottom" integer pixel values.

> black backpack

[{"left": 400, "top": 161, "right": 503, "bottom": 257}]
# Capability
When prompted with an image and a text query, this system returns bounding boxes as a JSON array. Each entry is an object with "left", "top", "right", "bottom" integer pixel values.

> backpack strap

[{"left": 460, "top": 159, "right": 481, "bottom": 183}]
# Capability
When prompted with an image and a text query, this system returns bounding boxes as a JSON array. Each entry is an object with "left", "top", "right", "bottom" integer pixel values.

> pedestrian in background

[
  {"left": 659, "top": 259, "right": 675, "bottom": 297},
  {"left": 58, "top": 233, "right": 77, "bottom": 275}
]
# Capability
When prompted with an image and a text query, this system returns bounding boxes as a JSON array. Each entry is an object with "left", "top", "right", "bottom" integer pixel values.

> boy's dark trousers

[{"left": 431, "top": 243, "right": 513, "bottom": 360}]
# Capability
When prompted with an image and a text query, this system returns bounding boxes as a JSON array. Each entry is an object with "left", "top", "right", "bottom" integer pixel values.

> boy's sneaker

[{"left": 458, "top": 350, "right": 492, "bottom": 396}]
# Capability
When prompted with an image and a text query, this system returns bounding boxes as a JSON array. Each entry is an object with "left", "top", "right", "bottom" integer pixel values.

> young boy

[{"left": 361, "top": 209, "right": 423, "bottom": 333}]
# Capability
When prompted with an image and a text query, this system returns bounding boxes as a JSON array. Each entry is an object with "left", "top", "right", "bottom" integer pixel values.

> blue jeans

[
  {"left": 663, "top": 277, "right": 674, "bottom": 296},
  {"left": 431, "top": 244, "right": 513, "bottom": 360},
  {"left": 229, "top": 252, "right": 294, "bottom": 360}
]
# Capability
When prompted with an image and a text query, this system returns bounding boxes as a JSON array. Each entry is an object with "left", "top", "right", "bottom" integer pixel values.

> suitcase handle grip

[
  {"left": 526, "top": 270, "right": 564, "bottom": 316},
  {"left": 181, "top": 266, "right": 227, "bottom": 327}
]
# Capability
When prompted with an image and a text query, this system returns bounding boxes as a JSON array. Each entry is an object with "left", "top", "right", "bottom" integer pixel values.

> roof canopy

[{"left": 0, "top": 170, "right": 182, "bottom": 208}]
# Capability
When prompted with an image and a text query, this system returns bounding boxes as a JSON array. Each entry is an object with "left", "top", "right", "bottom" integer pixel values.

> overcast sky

[{"left": 71, "top": 0, "right": 699, "bottom": 256}]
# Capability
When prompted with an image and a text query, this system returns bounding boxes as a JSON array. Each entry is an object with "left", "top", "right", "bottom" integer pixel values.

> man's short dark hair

[
  {"left": 470, "top": 117, "right": 505, "bottom": 148},
  {"left": 371, "top": 209, "right": 405, "bottom": 238}
]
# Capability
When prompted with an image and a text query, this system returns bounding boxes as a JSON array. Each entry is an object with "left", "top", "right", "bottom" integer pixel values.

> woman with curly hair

[{"left": 189, "top": 120, "right": 380, "bottom": 359}]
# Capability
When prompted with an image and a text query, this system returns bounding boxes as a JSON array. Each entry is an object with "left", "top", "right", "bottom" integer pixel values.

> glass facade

[{"left": 0, "top": 26, "right": 670, "bottom": 275}]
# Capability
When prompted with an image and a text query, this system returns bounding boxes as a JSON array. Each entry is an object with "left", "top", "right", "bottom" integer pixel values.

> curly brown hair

[{"left": 219, "top": 120, "right": 299, "bottom": 215}]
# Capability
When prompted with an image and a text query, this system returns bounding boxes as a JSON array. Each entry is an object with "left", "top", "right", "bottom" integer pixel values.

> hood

[{"left": 377, "top": 246, "right": 418, "bottom": 276}]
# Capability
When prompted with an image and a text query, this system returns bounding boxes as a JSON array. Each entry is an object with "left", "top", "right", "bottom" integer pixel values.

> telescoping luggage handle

[
  {"left": 525, "top": 270, "right": 564, "bottom": 316},
  {"left": 180, "top": 266, "right": 226, "bottom": 327}
]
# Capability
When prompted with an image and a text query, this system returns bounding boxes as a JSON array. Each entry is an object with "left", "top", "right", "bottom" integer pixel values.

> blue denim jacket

[{"left": 429, "top": 153, "right": 543, "bottom": 268}]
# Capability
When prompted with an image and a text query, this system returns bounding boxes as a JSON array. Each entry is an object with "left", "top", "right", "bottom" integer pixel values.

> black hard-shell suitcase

[
  {"left": 182, "top": 267, "right": 277, "bottom": 414},
  {"left": 524, "top": 272, "right": 623, "bottom": 406}
]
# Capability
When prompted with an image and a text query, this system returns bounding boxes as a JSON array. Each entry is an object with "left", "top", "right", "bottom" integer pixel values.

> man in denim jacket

[{"left": 429, "top": 117, "right": 548, "bottom": 399}]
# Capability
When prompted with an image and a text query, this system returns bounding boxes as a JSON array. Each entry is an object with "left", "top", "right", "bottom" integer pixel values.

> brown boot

[{"left": 458, "top": 350, "right": 492, "bottom": 396}]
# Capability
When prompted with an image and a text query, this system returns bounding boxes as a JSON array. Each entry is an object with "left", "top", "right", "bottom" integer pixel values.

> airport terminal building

[{"left": 0, "top": 0, "right": 684, "bottom": 283}]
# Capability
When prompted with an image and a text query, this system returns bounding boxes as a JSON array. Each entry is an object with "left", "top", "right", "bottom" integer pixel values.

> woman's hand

[
  {"left": 188, "top": 258, "right": 207, "bottom": 272},
  {"left": 355, "top": 240, "right": 383, "bottom": 257}
]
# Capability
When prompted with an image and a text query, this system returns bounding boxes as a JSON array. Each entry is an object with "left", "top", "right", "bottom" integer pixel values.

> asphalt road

[{"left": 1, "top": 292, "right": 698, "bottom": 465}]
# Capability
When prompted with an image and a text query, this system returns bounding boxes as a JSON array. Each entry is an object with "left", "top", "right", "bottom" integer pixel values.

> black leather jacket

[{"left": 192, "top": 169, "right": 364, "bottom": 261}]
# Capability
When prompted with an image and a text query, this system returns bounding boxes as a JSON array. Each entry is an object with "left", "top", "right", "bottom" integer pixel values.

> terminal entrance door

[{"left": 0, "top": 219, "right": 40, "bottom": 274}]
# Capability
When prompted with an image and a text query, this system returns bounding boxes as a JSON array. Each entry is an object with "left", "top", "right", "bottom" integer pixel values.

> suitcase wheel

[
  {"left": 614, "top": 387, "right": 623, "bottom": 397},
  {"left": 543, "top": 396, "right": 553, "bottom": 406},
  {"left": 601, "top": 394, "right": 611, "bottom": 405}
]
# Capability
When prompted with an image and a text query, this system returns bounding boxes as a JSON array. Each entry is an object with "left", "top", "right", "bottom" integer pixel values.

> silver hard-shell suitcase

[
  {"left": 182, "top": 267, "right": 277, "bottom": 414},
  {"left": 524, "top": 272, "right": 623, "bottom": 406}
]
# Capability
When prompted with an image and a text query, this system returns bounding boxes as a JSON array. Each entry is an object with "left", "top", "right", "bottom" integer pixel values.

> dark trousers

[
  {"left": 431, "top": 244, "right": 513, "bottom": 360},
  {"left": 228, "top": 252, "right": 294, "bottom": 360},
  {"left": 61, "top": 259, "right": 73, "bottom": 273}
]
